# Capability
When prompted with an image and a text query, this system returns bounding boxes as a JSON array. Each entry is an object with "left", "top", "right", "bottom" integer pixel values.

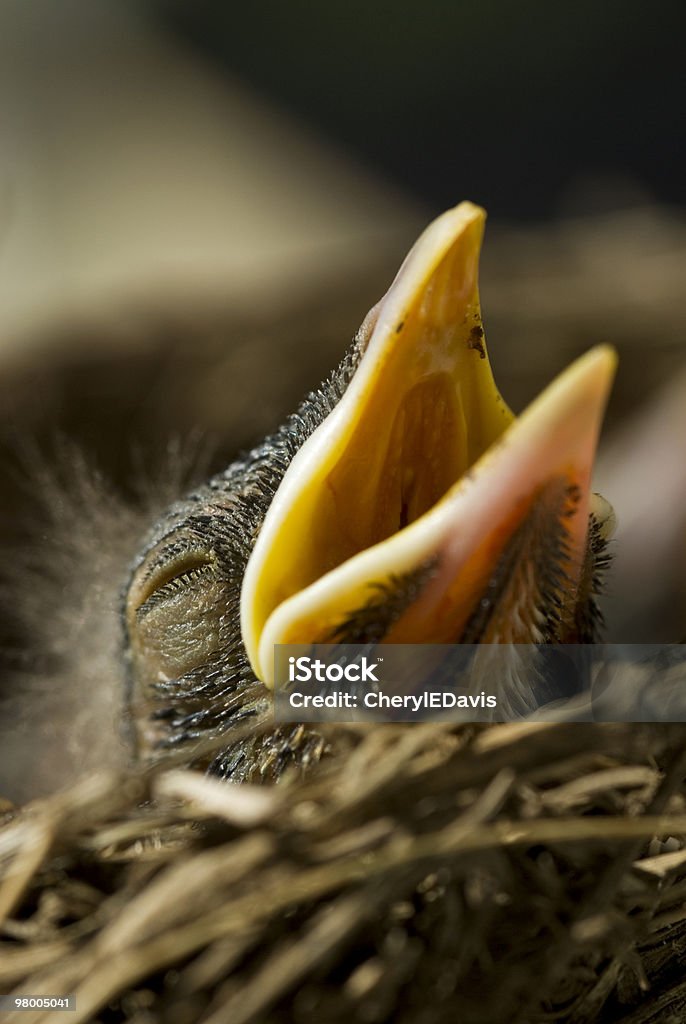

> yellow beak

[{"left": 241, "top": 202, "right": 617, "bottom": 686}]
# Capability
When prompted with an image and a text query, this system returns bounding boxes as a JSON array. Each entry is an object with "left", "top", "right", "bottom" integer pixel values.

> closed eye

[
  {"left": 128, "top": 539, "right": 218, "bottom": 621},
  {"left": 126, "top": 541, "right": 228, "bottom": 756},
  {"left": 136, "top": 558, "right": 217, "bottom": 620}
]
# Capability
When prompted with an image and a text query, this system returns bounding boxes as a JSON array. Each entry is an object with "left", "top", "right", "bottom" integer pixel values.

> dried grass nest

[{"left": 3, "top": 721, "right": 686, "bottom": 1024}]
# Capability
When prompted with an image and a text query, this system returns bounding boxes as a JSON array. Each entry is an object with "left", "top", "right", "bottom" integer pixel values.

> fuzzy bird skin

[{"left": 125, "top": 339, "right": 364, "bottom": 782}]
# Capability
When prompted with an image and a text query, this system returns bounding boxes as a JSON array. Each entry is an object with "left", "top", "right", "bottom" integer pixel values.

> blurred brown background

[{"left": 0, "top": 0, "right": 684, "bottom": 640}]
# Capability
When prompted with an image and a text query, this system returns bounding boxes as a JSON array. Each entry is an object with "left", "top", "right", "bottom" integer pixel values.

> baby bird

[
  {"left": 0, "top": 202, "right": 615, "bottom": 801},
  {"left": 125, "top": 203, "right": 615, "bottom": 780}
]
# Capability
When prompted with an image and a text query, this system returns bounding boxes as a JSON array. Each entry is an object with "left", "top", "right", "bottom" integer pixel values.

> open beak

[{"left": 241, "top": 202, "right": 617, "bottom": 687}]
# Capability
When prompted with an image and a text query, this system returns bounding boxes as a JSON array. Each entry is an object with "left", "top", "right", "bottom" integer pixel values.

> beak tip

[
  {"left": 591, "top": 342, "right": 619, "bottom": 377},
  {"left": 583, "top": 344, "right": 619, "bottom": 420},
  {"left": 556, "top": 344, "right": 618, "bottom": 425}
]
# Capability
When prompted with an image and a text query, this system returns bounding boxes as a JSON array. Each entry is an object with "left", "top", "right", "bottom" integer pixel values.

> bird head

[{"left": 125, "top": 201, "right": 616, "bottom": 779}]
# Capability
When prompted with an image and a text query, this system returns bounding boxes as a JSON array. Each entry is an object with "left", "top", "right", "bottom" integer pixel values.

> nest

[{"left": 3, "top": 721, "right": 686, "bottom": 1024}]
